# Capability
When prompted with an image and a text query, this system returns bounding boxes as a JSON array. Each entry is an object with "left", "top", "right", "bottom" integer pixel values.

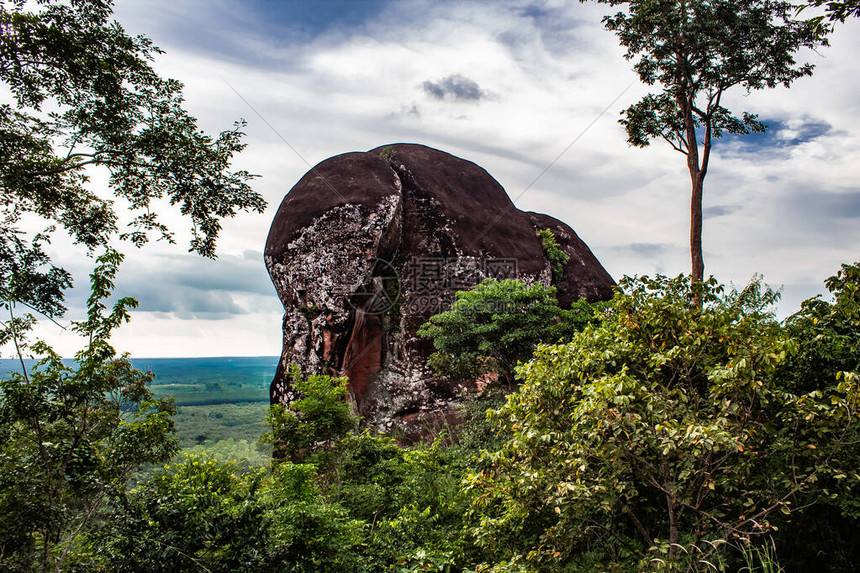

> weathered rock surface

[{"left": 265, "top": 143, "right": 614, "bottom": 440}]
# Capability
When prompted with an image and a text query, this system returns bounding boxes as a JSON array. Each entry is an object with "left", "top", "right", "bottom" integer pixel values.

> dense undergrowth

[{"left": 1, "top": 263, "right": 859, "bottom": 572}]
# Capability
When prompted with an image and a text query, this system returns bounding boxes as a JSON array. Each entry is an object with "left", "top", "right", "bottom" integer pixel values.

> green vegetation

[
  {"left": 378, "top": 145, "right": 397, "bottom": 162},
  {"left": 0, "top": 0, "right": 264, "bottom": 324},
  {"left": 262, "top": 365, "right": 358, "bottom": 462},
  {"left": 79, "top": 369, "right": 488, "bottom": 571},
  {"left": 804, "top": 0, "right": 860, "bottom": 23},
  {"left": 0, "top": 0, "right": 264, "bottom": 567},
  {"left": 0, "top": 251, "right": 178, "bottom": 571},
  {"left": 418, "top": 278, "right": 600, "bottom": 385},
  {"left": 174, "top": 404, "right": 271, "bottom": 447},
  {"left": 298, "top": 304, "right": 323, "bottom": 322},
  {"left": 536, "top": 229, "right": 570, "bottom": 284},
  {"left": 467, "top": 272, "right": 860, "bottom": 571},
  {"left": 154, "top": 386, "right": 268, "bottom": 407},
  {"left": 1, "top": 0, "right": 857, "bottom": 570},
  {"left": 101, "top": 455, "right": 269, "bottom": 571},
  {"left": 1, "top": 266, "right": 858, "bottom": 570}
]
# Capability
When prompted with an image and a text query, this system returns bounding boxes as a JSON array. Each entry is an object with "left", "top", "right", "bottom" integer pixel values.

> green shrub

[
  {"left": 100, "top": 455, "right": 267, "bottom": 571},
  {"left": 536, "top": 229, "right": 570, "bottom": 284},
  {"left": 260, "top": 365, "right": 357, "bottom": 463},
  {"left": 418, "top": 279, "right": 599, "bottom": 385},
  {"left": 262, "top": 462, "right": 365, "bottom": 572}
]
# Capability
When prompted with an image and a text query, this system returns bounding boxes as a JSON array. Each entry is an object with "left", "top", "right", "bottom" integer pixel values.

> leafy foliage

[
  {"left": 466, "top": 274, "right": 860, "bottom": 571},
  {"left": 780, "top": 262, "right": 860, "bottom": 396},
  {"left": 365, "top": 443, "right": 478, "bottom": 571},
  {"left": 418, "top": 279, "right": 601, "bottom": 385},
  {"left": 0, "top": 1, "right": 270, "bottom": 569},
  {"left": 0, "top": 0, "right": 264, "bottom": 319},
  {"left": 101, "top": 455, "right": 267, "bottom": 572},
  {"left": 3, "top": 268, "right": 853, "bottom": 571},
  {"left": 0, "top": 249, "right": 177, "bottom": 571},
  {"left": 96, "top": 372, "right": 486, "bottom": 572},
  {"left": 769, "top": 262, "right": 860, "bottom": 571},
  {"left": 536, "top": 229, "right": 570, "bottom": 284},
  {"left": 261, "top": 365, "right": 358, "bottom": 462},
  {"left": 605, "top": 0, "right": 820, "bottom": 148},
  {"left": 804, "top": 0, "right": 860, "bottom": 22},
  {"left": 262, "top": 462, "right": 365, "bottom": 572},
  {"left": 103, "top": 455, "right": 365, "bottom": 572}
]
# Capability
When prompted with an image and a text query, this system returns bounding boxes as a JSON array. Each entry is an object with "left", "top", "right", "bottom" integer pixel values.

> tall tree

[
  {"left": 584, "top": 0, "right": 825, "bottom": 287},
  {"left": 0, "top": 2, "right": 264, "bottom": 567},
  {"left": 0, "top": 0, "right": 264, "bottom": 323}
]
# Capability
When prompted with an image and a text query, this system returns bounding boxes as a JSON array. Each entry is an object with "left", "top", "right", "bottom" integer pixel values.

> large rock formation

[{"left": 265, "top": 143, "right": 614, "bottom": 439}]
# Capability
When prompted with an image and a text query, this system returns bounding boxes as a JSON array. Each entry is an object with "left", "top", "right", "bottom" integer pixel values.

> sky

[{"left": 17, "top": 0, "right": 860, "bottom": 358}]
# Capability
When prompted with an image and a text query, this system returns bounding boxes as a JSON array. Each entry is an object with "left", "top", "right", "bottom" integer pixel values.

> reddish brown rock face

[{"left": 264, "top": 143, "right": 615, "bottom": 439}]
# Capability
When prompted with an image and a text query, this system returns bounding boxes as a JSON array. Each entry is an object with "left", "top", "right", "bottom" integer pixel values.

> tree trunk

[
  {"left": 663, "top": 458, "right": 679, "bottom": 559},
  {"left": 679, "top": 92, "right": 707, "bottom": 301},
  {"left": 625, "top": 508, "right": 653, "bottom": 549},
  {"left": 690, "top": 174, "right": 704, "bottom": 285},
  {"left": 667, "top": 492, "right": 679, "bottom": 559}
]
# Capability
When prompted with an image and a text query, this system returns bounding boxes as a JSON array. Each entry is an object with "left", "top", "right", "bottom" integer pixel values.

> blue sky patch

[
  {"left": 719, "top": 117, "right": 833, "bottom": 154},
  {"left": 247, "top": 0, "right": 387, "bottom": 37}
]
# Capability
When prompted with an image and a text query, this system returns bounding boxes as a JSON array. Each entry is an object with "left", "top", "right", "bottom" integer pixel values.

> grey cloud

[
  {"left": 722, "top": 117, "right": 835, "bottom": 158},
  {"left": 135, "top": 289, "right": 246, "bottom": 320},
  {"left": 496, "top": 30, "right": 524, "bottom": 50},
  {"left": 115, "top": 0, "right": 389, "bottom": 72},
  {"left": 628, "top": 243, "right": 670, "bottom": 257},
  {"left": 779, "top": 119, "right": 833, "bottom": 146},
  {"left": 518, "top": 3, "right": 593, "bottom": 55},
  {"left": 704, "top": 205, "right": 741, "bottom": 218},
  {"left": 607, "top": 243, "right": 672, "bottom": 258},
  {"left": 422, "top": 74, "right": 487, "bottom": 101},
  {"left": 789, "top": 191, "right": 860, "bottom": 220},
  {"left": 242, "top": 249, "right": 263, "bottom": 261},
  {"left": 745, "top": 182, "right": 860, "bottom": 252},
  {"left": 172, "top": 262, "right": 274, "bottom": 296},
  {"left": 380, "top": 127, "right": 545, "bottom": 170},
  {"left": 496, "top": 1, "right": 606, "bottom": 68},
  {"left": 386, "top": 103, "right": 422, "bottom": 121},
  {"left": 116, "top": 253, "right": 280, "bottom": 320}
]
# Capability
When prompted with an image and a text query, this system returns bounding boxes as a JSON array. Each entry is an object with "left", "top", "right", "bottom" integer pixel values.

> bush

[
  {"left": 261, "top": 365, "right": 357, "bottom": 463},
  {"left": 418, "top": 279, "right": 601, "bottom": 385},
  {"left": 467, "top": 274, "right": 860, "bottom": 571},
  {"left": 536, "top": 229, "right": 570, "bottom": 284},
  {"left": 100, "top": 455, "right": 267, "bottom": 571}
]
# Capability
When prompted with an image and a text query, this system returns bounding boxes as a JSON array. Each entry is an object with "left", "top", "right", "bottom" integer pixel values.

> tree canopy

[
  {"left": 0, "top": 2, "right": 264, "bottom": 567},
  {"left": 806, "top": 0, "right": 860, "bottom": 22},
  {"left": 0, "top": 0, "right": 264, "bottom": 320},
  {"left": 0, "top": 250, "right": 178, "bottom": 570}
]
